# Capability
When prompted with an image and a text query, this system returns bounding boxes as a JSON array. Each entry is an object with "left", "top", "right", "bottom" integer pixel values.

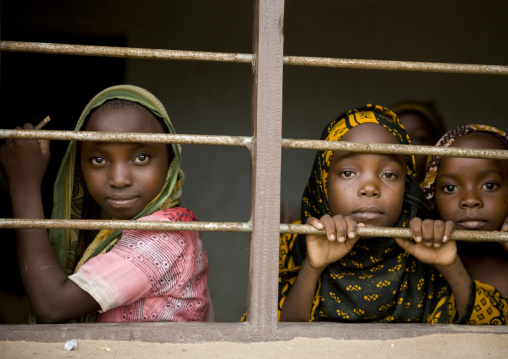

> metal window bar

[
  {"left": 2, "top": 40, "right": 508, "bottom": 76},
  {"left": 1, "top": 130, "right": 508, "bottom": 243},
  {"left": 1, "top": 0, "right": 508, "bottom": 344}
]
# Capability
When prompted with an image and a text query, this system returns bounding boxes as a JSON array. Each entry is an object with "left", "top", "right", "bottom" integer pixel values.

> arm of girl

[
  {"left": 0, "top": 124, "right": 100, "bottom": 323},
  {"left": 395, "top": 218, "right": 471, "bottom": 317},
  {"left": 280, "top": 214, "right": 360, "bottom": 321}
]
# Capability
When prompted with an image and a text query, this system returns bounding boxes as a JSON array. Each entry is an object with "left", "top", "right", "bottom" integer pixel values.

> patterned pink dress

[{"left": 69, "top": 208, "right": 210, "bottom": 322}]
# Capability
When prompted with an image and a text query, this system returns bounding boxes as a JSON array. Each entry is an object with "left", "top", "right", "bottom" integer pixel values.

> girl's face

[
  {"left": 80, "top": 106, "right": 169, "bottom": 219},
  {"left": 434, "top": 133, "right": 508, "bottom": 231},
  {"left": 327, "top": 123, "right": 407, "bottom": 227}
]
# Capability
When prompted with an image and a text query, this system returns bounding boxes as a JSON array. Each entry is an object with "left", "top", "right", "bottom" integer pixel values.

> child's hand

[
  {"left": 305, "top": 214, "right": 361, "bottom": 271},
  {"left": 395, "top": 218, "right": 457, "bottom": 267},
  {"left": 501, "top": 218, "right": 508, "bottom": 251},
  {"left": 0, "top": 123, "right": 51, "bottom": 189},
  {"left": 410, "top": 218, "right": 455, "bottom": 248}
]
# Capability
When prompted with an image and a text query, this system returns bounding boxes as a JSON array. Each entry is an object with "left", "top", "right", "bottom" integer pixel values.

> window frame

[{"left": 1, "top": 0, "right": 508, "bottom": 343}]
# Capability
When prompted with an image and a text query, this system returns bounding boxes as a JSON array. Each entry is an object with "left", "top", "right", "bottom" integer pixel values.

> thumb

[
  {"left": 37, "top": 139, "right": 51, "bottom": 161},
  {"left": 395, "top": 237, "right": 414, "bottom": 255}
]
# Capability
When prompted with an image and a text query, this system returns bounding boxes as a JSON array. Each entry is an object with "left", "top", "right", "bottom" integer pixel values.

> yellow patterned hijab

[
  {"left": 50, "top": 85, "right": 185, "bottom": 275},
  {"left": 278, "top": 105, "right": 455, "bottom": 323}
]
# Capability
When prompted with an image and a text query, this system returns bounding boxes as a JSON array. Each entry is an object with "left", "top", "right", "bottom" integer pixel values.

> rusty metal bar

[
  {"left": 0, "top": 218, "right": 252, "bottom": 232},
  {"left": 0, "top": 41, "right": 253, "bottom": 64},
  {"left": 1, "top": 129, "right": 506, "bottom": 160},
  {"left": 1, "top": 219, "right": 506, "bottom": 242},
  {"left": 246, "top": 0, "right": 284, "bottom": 335},
  {"left": 0, "top": 129, "right": 252, "bottom": 148},
  {"left": 1, "top": 41, "right": 507, "bottom": 76},
  {"left": 279, "top": 223, "right": 508, "bottom": 243},
  {"left": 282, "top": 138, "right": 508, "bottom": 160},
  {"left": 283, "top": 55, "right": 508, "bottom": 75}
]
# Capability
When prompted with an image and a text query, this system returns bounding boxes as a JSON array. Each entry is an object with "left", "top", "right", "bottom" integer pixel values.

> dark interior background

[{"left": 1, "top": 0, "right": 507, "bottom": 322}]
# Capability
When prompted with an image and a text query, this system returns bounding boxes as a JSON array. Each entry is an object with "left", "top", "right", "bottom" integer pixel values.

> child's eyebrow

[
  {"left": 89, "top": 142, "right": 160, "bottom": 148},
  {"left": 334, "top": 152, "right": 405, "bottom": 165},
  {"left": 439, "top": 169, "right": 504, "bottom": 179},
  {"left": 129, "top": 142, "right": 160, "bottom": 149}
]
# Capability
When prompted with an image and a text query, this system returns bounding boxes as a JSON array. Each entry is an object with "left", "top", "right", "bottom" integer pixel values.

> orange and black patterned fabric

[
  {"left": 420, "top": 124, "right": 508, "bottom": 325},
  {"left": 278, "top": 105, "right": 504, "bottom": 324}
]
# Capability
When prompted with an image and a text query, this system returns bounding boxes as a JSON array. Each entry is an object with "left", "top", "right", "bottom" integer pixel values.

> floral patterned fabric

[{"left": 70, "top": 208, "right": 210, "bottom": 322}]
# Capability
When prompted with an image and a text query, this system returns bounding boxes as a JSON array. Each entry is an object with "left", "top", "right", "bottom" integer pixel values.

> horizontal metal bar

[
  {"left": 0, "top": 41, "right": 253, "bottom": 64},
  {"left": 0, "top": 218, "right": 253, "bottom": 233},
  {"left": 282, "top": 138, "right": 508, "bottom": 160},
  {"left": 1, "top": 219, "right": 506, "bottom": 242},
  {"left": 1, "top": 41, "right": 506, "bottom": 76},
  {"left": 280, "top": 223, "right": 508, "bottom": 242},
  {"left": 0, "top": 129, "right": 252, "bottom": 148},
  {"left": 283, "top": 55, "right": 508, "bottom": 75},
  {"left": 1, "top": 130, "right": 507, "bottom": 160}
]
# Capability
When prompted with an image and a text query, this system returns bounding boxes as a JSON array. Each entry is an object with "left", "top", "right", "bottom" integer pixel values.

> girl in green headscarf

[
  {"left": 278, "top": 105, "right": 503, "bottom": 324},
  {"left": 0, "top": 85, "right": 210, "bottom": 323}
]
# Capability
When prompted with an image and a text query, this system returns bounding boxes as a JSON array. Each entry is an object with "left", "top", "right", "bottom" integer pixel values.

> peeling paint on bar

[
  {"left": 282, "top": 139, "right": 508, "bottom": 160},
  {"left": 0, "top": 130, "right": 252, "bottom": 148},
  {"left": 0, "top": 218, "right": 253, "bottom": 232},
  {"left": 1, "top": 130, "right": 506, "bottom": 160},
  {"left": 283, "top": 55, "right": 508, "bottom": 75},
  {"left": 1, "top": 41, "right": 507, "bottom": 76},
  {"left": 1, "top": 219, "right": 506, "bottom": 242},
  {"left": 0, "top": 41, "right": 253, "bottom": 64},
  {"left": 279, "top": 224, "right": 508, "bottom": 242}
]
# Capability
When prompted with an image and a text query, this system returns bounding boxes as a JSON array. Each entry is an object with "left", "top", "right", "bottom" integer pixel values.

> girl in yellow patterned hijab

[{"left": 278, "top": 105, "right": 506, "bottom": 324}]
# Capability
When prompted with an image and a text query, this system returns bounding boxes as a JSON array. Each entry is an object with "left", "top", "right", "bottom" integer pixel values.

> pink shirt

[{"left": 69, "top": 208, "right": 210, "bottom": 322}]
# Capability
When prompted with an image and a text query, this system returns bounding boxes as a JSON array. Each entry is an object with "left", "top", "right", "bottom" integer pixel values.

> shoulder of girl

[{"left": 139, "top": 207, "right": 198, "bottom": 222}]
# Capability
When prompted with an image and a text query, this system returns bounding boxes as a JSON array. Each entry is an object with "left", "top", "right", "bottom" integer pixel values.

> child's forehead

[
  {"left": 86, "top": 105, "right": 165, "bottom": 134},
  {"left": 438, "top": 156, "right": 508, "bottom": 180},
  {"left": 330, "top": 150, "right": 407, "bottom": 169},
  {"left": 340, "top": 123, "right": 398, "bottom": 144},
  {"left": 452, "top": 132, "right": 507, "bottom": 150}
]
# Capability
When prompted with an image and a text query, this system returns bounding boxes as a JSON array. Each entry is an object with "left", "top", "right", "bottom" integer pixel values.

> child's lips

[
  {"left": 457, "top": 217, "right": 488, "bottom": 230},
  {"left": 106, "top": 195, "right": 139, "bottom": 208},
  {"left": 353, "top": 208, "right": 383, "bottom": 220}
]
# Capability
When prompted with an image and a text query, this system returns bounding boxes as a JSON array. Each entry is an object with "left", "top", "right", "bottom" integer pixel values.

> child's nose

[
  {"left": 460, "top": 190, "right": 483, "bottom": 208},
  {"left": 358, "top": 180, "right": 380, "bottom": 197},
  {"left": 109, "top": 163, "right": 133, "bottom": 188}
]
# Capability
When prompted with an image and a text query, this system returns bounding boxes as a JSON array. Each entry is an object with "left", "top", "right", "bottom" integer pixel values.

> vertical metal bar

[{"left": 246, "top": 0, "right": 284, "bottom": 335}]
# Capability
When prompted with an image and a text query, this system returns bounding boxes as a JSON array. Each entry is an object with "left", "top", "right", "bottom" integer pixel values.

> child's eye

[
  {"left": 134, "top": 154, "right": 150, "bottom": 163},
  {"left": 481, "top": 182, "right": 499, "bottom": 191},
  {"left": 382, "top": 172, "right": 397, "bottom": 179},
  {"left": 442, "top": 184, "right": 458, "bottom": 193},
  {"left": 340, "top": 170, "right": 355, "bottom": 178},
  {"left": 91, "top": 156, "right": 106, "bottom": 165}
]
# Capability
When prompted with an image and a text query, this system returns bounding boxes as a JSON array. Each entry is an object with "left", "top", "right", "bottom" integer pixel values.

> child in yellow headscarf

[
  {"left": 421, "top": 124, "right": 508, "bottom": 304},
  {"left": 0, "top": 85, "right": 210, "bottom": 323},
  {"left": 278, "top": 105, "right": 507, "bottom": 324}
]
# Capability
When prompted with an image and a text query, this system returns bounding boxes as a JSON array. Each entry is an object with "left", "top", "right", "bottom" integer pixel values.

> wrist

[
  {"left": 435, "top": 258, "right": 469, "bottom": 283},
  {"left": 9, "top": 185, "right": 45, "bottom": 219},
  {"left": 302, "top": 259, "right": 326, "bottom": 277},
  {"left": 9, "top": 181, "right": 42, "bottom": 196}
]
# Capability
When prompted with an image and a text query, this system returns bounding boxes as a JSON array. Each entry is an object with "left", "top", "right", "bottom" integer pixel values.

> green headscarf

[{"left": 50, "top": 85, "right": 185, "bottom": 275}]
